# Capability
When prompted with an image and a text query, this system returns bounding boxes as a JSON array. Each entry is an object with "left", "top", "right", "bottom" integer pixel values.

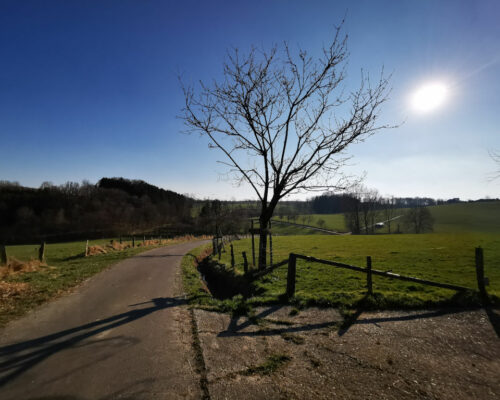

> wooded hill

[{"left": 0, "top": 178, "right": 193, "bottom": 244}]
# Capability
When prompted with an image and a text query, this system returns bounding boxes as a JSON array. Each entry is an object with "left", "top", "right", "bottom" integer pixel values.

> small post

[
  {"left": 159, "top": 235, "right": 162, "bottom": 244},
  {"left": 287, "top": 253, "right": 297, "bottom": 298},
  {"left": 251, "top": 220, "right": 256, "bottom": 266},
  {"left": 269, "top": 220, "right": 273, "bottom": 267},
  {"left": 242, "top": 251, "right": 248, "bottom": 274},
  {"left": 230, "top": 244, "right": 235, "bottom": 269},
  {"left": 132, "top": 236, "right": 135, "bottom": 247},
  {"left": 218, "top": 242, "right": 221, "bottom": 260},
  {"left": 119, "top": 236, "right": 122, "bottom": 244},
  {"left": 475, "top": 247, "right": 488, "bottom": 304},
  {"left": 85, "top": 240, "right": 89, "bottom": 257},
  {"left": 0, "top": 244, "right": 7, "bottom": 265},
  {"left": 38, "top": 241, "right": 46, "bottom": 262},
  {"left": 212, "top": 238, "right": 216, "bottom": 255},
  {"left": 366, "top": 256, "right": 373, "bottom": 295},
  {"left": 143, "top": 236, "right": 146, "bottom": 245}
]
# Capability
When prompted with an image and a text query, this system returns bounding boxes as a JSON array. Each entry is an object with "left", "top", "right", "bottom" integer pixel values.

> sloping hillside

[
  {"left": 429, "top": 201, "right": 500, "bottom": 233},
  {"left": 271, "top": 201, "right": 500, "bottom": 235}
]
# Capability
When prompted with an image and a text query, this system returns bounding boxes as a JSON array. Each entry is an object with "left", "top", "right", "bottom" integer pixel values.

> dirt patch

[{"left": 193, "top": 306, "right": 500, "bottom": 399}]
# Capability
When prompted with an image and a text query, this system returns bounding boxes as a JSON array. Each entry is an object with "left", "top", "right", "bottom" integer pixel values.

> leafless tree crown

[
  {"left": 489, "top": 150, "right": 500, "bottom": 181},
  {"left": 181, "top": 25, "right": 391, "bottom": 205}
]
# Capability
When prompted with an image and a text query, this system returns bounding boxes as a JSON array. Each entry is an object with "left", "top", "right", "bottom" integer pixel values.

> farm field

[
  {"left": 271, "top": 200, "right": 500, "bottom": 235},
  {"left": 216, "top": 232, "right": 500, "bottom": 308},
  {"left": 0, "top": 236, "right": 202, "bottom": 326},
  {"left": 273, "top": 213, "right": 347, "bottom": 234},
  {"left": 430, "top": 201, "right": 500, "bottom": 233}
]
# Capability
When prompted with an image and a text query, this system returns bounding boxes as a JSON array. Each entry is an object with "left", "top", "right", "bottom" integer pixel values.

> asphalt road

[{"left": 0, "top": 240, "right": 208, "bottom": 400}]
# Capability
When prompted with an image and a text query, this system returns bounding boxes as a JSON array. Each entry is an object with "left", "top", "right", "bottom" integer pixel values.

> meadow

[
  {"left": 215, "top": 232, "right": 500, "bottom": 309},
  {"left": 271, "top": 200, "right": 500, "bottom": 235}
]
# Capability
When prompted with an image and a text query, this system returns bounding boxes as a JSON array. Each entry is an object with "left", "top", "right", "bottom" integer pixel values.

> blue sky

[{"left": 1, "top": 0, "right": 499, "bottom": 200}]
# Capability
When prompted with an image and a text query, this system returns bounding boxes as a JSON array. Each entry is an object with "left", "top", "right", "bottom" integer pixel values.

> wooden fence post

[
  {"left": 0, "top": 244, "right": 7, "bottom": 265},
  {"left": 230, "top": 244, "right": 235, "bottom": 269},
  {"left": 251, "top": 220, "right": 256, "bottom": 266},
  {"left": 218, "top": 242, "right": 221, "bottom": 260},
  {"left": 242, "top": 251, "right": 248, "bottom": 274},
  {"left": 475, "top": 247, "right": 489, "bottom": 304},
  {"left": 132, "top": 236, "right": 135, "bottom": 247},
  {"left": 38, "top": 242, "right": 45, "bottom": 262},
  {"left": 366, "top": 256, "right": 373, "bottom": 295},
  {"left": 212, "top": 238, "right": 216, "bottom": 255},
  {"left": 287, "top": 253, "right": 297, "bottom": 298},
  {"left": 119, "top": 236, "right": 122, "bottom": 244},
  {"left": 143, "top": 236, "right": 146, "bottom": 245},
  {"left": 85, "top": 240, "right": 89, "bottom": 257}
]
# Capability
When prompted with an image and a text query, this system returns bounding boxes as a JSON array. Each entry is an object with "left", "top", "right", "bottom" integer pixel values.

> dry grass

[
  {"left": 86, "top": 235, "right": 212, "bottom": 256},
  {"left": 0, "top": 258, "right": 47, "bottom": 279},
  {"left": 0, "top": 281, "right": 33, "bottom": 314}
]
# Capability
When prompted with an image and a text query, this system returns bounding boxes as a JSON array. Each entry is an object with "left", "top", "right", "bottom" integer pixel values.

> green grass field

[
  {"left": 215, "top": 232, "right": 500, "bottom": 309},
  {"left": 273, "top": 214, "right": 347, "bottom": 234},
  {"left": 430, "top": 201, "right": 500, "bottom": 233},
  {"left": 271, "top": 201, "right": 500, "bottom": 235}
]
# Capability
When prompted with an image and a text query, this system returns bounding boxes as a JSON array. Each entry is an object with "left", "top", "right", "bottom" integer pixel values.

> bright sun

[{"left": 411, "top": 82, "right": 448, "bottom": 113}]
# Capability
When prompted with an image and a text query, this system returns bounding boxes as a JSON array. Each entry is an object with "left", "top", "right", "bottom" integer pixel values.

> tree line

[{"left": 0, "top": 178, "right": 194, "bottom": 244}]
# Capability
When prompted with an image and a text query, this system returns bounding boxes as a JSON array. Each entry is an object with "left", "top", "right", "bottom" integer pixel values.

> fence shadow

[
  {"left": 485, "top": 306, "right": 500, "bottom": 337},
  {"left": 337, "top": 305, "right": 500, "bottom": 337},
  {"left": 0, "top": 297, "right": 185, "bottom": 387},
  {"left": 218, "top": 305, "right": 339, "bottom": 338}
]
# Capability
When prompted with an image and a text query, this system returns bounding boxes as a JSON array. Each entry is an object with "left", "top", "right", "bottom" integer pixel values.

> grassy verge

[
  {"left": 0, "top": 237, "right": 202, "bottom": 327},
  {"left": 181, "top": 244, "right": 254, "bottom": 316}
]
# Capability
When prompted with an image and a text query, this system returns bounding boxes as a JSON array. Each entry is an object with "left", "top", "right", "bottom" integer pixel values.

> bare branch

[{"left": 179, "top": 22, "right": 393, "bottom": 268}]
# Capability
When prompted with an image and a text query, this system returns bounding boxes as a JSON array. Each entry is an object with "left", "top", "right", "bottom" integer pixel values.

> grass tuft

[{"left": 241, "top": 354, "right": 291, "bottom": 376}]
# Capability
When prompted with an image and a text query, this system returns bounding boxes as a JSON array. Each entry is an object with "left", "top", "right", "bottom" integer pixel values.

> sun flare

[{"left": 411, "top": 82, "right": 448, "bottom": 113}]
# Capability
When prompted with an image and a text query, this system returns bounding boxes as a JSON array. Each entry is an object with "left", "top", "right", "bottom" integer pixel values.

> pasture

[
  {"left": 217, "top": 232, "right": 500, "bottom": 308},
  {"left": 271, "top": 200, "right": 500, "bottom": 235}
]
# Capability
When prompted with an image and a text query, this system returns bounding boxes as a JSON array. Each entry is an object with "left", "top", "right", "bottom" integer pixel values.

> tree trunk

[
  {"left": 257, "top": 202, "right": 276, "bottom": 269},
  {"left": 258, "top": 228, "right": 267, "bottom": 270}
]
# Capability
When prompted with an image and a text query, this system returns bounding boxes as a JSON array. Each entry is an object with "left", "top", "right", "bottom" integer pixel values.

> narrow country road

[{"left": 0, "top": 240, "right": 209, "bottom": 400}]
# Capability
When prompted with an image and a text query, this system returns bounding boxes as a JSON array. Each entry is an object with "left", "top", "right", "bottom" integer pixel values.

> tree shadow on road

[
  {"left": 25, "top": 377, "right": 156, "bottom": 400},
  {"left": 0, "top": 297, "right": 186, "bottom": 387}
]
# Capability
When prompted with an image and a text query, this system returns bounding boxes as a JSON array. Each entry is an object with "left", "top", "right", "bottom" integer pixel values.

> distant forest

[
  {"left": 0, "top": 178, "right": 194, "bottom": 244},
  {"left": 1, "top": 178, "right": 496, "bottom": 244}
]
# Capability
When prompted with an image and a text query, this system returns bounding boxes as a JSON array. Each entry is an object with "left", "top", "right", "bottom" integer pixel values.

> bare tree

[
  {"left": 403, "top": 205, "right": 434, "bottom": 234},
  {"left": 181, "top": 25, "right": 391, "bottom": 269},
  {"left": 382, "top": 196, "right": 396, "bottom": 233},
  {"left": 359, "top": 188, "right": 380, "bottom": 234},
  {"left": 343, "top": 185, "right": 379, "bottom": 234},
  {"left": 489, "top": 150, "right": 500, "bottom": 181}
]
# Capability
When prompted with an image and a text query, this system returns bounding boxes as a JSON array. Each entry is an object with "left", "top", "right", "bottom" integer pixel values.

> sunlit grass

[{"left": 218, "top": 233, "right": 500, "bottom": 308}]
